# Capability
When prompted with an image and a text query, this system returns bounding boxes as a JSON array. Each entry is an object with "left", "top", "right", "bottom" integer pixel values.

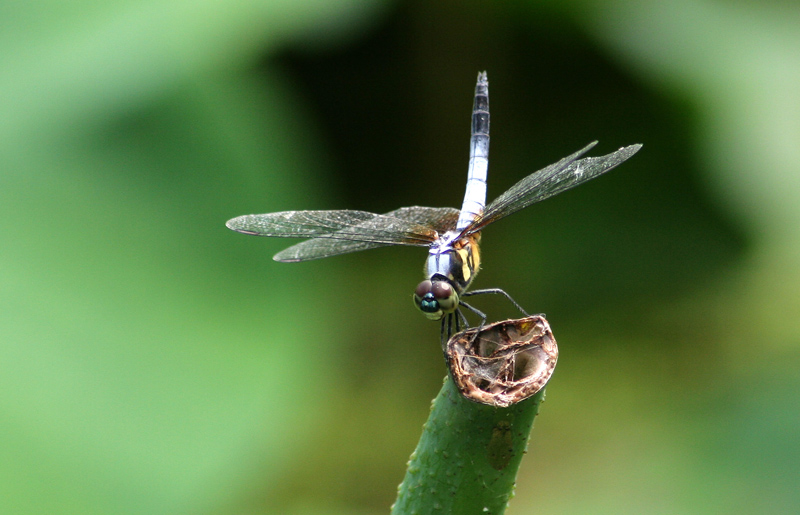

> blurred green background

[{"left": 3, "top": 0, "right": 799, "bottom": 513}]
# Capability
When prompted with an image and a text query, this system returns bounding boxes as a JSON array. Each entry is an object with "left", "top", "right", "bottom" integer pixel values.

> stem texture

[{"left": 392, "top": 376, "right": 545, "bottom": 514}]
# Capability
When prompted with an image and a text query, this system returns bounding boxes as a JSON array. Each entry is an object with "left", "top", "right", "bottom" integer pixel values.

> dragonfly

[{"left": 227, "top": 72, "right": 641, "bottom": 343}]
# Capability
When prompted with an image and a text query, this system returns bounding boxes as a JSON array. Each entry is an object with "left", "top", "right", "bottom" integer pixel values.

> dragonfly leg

[
  {"left": 456, "top": 308, "right": 470, "bottom": 333},
  {"left": 459, "top": 300, "right": 487, "bottom": 326},
  {"left": 440, "top": 313, "right": 457, "bottom": 350},
  {"left": 461, "top": 288, "right": 529, "bottom": 316},
  {"left": 458, "top": 300, "right": 489, "bottom": 345}
]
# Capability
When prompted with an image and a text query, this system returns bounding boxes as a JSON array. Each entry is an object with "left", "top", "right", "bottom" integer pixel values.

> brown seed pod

[{"left": 446, "top": 315, "right": 558, "bottom": 407}]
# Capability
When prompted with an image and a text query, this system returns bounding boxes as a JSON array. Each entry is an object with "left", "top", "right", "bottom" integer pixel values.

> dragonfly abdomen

[{"left": 456, "top": 71, "right": 489, "bottom": 232}]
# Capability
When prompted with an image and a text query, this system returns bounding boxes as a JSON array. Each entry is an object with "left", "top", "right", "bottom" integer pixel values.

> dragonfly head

[{"left": 413, "top": 276, "right": 459, "bottom": 320}]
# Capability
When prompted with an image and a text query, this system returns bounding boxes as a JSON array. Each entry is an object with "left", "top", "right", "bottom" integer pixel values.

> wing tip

[
  {"left": 273, "top": 247, "right": 302, "bottom": 262},
  {"left": 226, "top": 215, "right": 263, "bottom": 236},
  {"left": 615, "top": 143, "right": 644, "bottom": 159},
  {"left": 579, "top": 141, "right": 643, "bottom": 155},
  {"left": 593, "top": 142, "right": 643, "bottom": 157},
  {"left": 225, "top": 215, "right": 243, "bottom": 229},
  {"left": 226, "top": 216, "right": 251, "bottom": 235}
]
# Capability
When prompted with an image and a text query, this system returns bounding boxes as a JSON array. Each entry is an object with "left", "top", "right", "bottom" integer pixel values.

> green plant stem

[{"left": 392, "top": 375, "right": 545, "bottom": 514}]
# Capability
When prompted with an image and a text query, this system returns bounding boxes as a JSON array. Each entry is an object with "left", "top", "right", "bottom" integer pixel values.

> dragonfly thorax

[
  {"left": 413, "top": 232, "right": 482, "bottom": 320},
  {"left": 427, "top": 232, "right": 481, "bottom": 290}
]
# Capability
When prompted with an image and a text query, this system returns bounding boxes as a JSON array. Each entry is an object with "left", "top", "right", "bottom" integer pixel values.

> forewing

[
  {"left": 465, "top": 142, "right": 642, "bottom": 234},
  {"left": 227, "top": 210, "right": 380, "bottom": 238},
  {"left": 227, "top": 207, "right": 459, "bottom": 262}
]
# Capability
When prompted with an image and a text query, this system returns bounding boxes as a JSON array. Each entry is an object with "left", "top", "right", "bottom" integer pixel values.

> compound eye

[
  {"left": 431, "top": 281, "right": 457, "bottom": 312},
  {"left": 413, "top": 280, "right": 458, "bottom": 320},
  {"left": 413, "top": 280, "right": 440, "bottom": 318},
  {"left": 415, "top": 280, "right": 433, "bottom": 301}
]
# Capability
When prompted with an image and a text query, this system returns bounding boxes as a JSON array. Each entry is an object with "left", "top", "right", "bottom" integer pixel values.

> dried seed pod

[{"left": 447, "top": 315, "right": 558, "bottom": 407}]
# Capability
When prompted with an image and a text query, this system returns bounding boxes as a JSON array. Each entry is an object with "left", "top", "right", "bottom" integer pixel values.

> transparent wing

[
  {"left": 227, "top": 206, "right": 459, "bottom": 262},
  {"left": 228, "top": 210, "right": 382, "bottom": 238},
  {"left": 465, "top": 142, "right": 642, "bottom": 234},
  {"left": 273, "top": 238, "right": 394, "bottom": 262},
  {"left": 273, "top": 206, "right": 459, "bottom": 262}
]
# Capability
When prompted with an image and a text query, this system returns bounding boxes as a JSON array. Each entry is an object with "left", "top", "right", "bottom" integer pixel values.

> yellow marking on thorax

[
  {"left": 456, "top": 234, "right": 482, "bottom": 285},
  {"left": 456, "top": 248, "right": 471, "bottom": 282}
]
